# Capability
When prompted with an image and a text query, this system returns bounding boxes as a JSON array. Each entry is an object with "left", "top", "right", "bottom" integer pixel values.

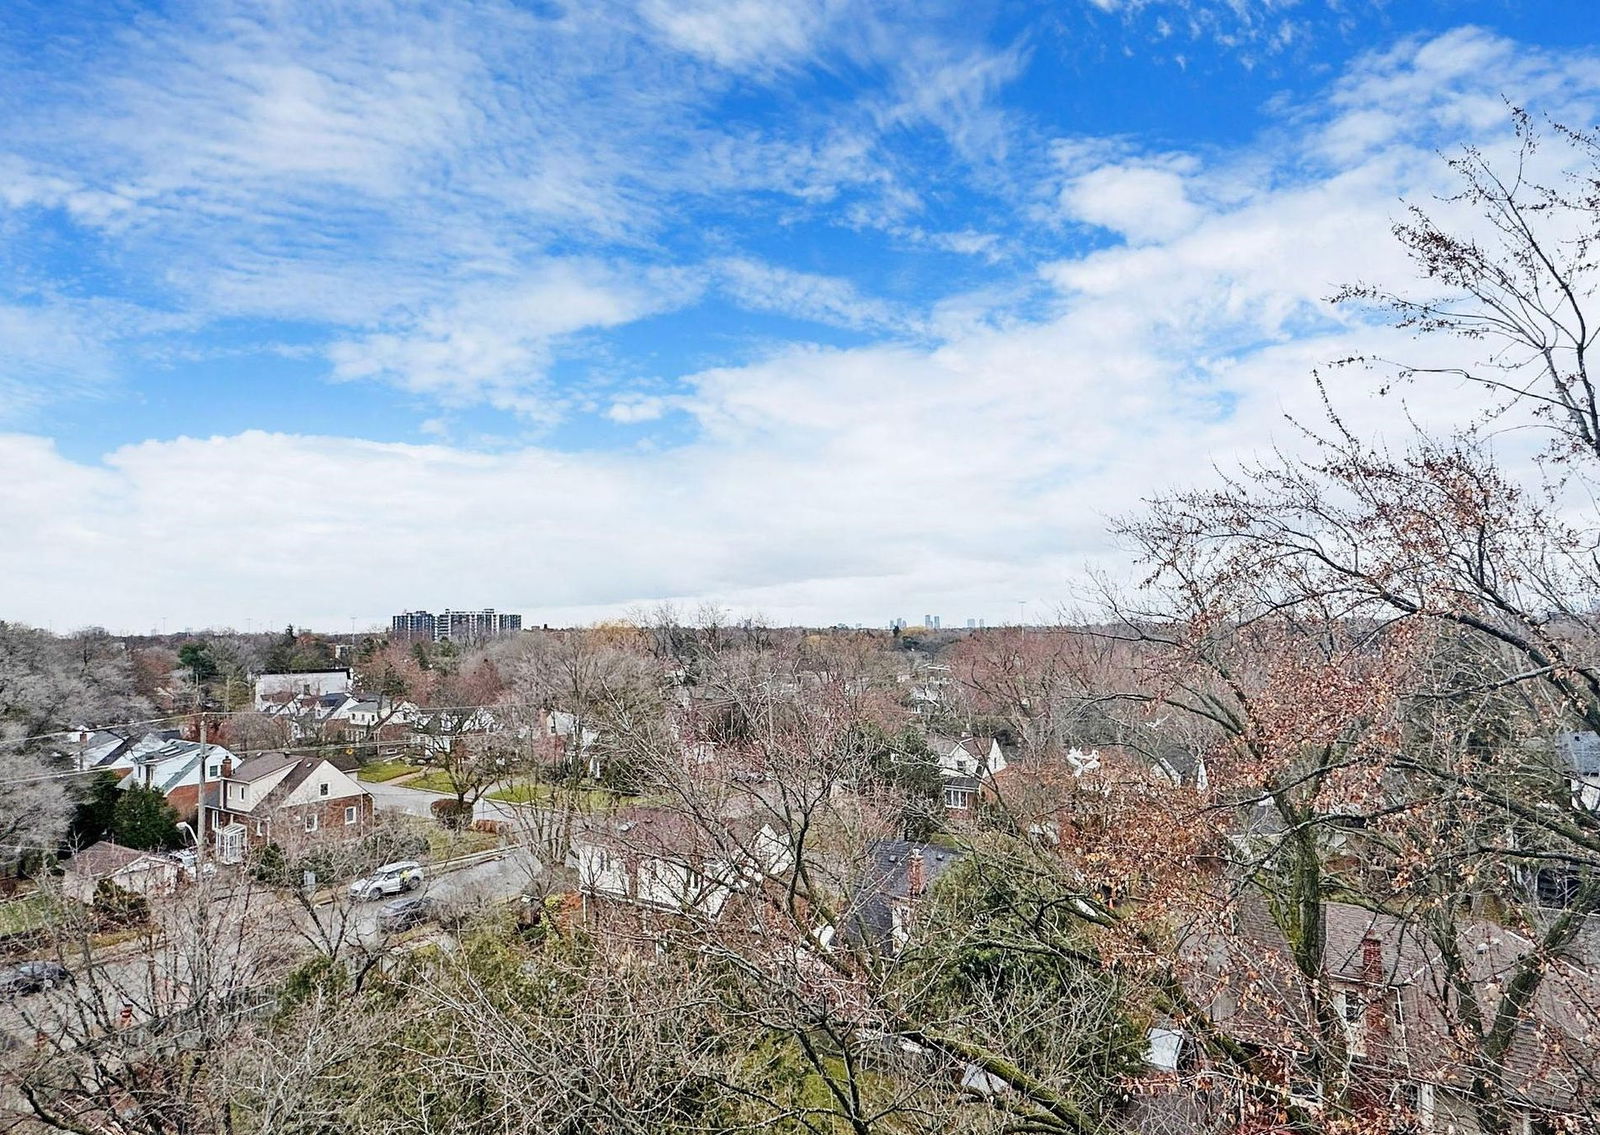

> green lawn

[
  {"left": 0, "top": 893, "right": 58, "bottom": 937},
  {"left": 487, "top": 781, "right": 621, "bottom": 811},
  {"left": 357, "top": 760, "right": 423, "bottom": 783},
  {"left": 404, "top": 769, "right": 461, "bottom": 795}
]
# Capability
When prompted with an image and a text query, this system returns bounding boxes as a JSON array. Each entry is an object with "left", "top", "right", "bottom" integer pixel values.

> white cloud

[
  {"left": 4, "top": 27, "right": 1600, "bottom": 629},
  {"left": 714, "top": 258, "right": 920, "bottom": 333},
  {"left": 1060, "top": 160, "right": 1203, "bottom": 243},
  {"left": 326, "top": 261, "right": 699, "bottom": 414},
  {"left": 607, "top": 396, "right": 672, "bottom": 424},
  {"left": 0, "top": 302, "right": 130, "bottom": 424},
  {"left": 640, "top": 0, "right": 837, "bottom": 73}
]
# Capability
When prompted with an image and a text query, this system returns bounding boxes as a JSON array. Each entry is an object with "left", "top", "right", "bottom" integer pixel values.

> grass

[
  {"left": 357, "top": 760, "right": 423, "bottom": 783},
  {"left": 425, "top": 827, "right": 503, "bottom": 859},
  {"left": 0, "top": 893, "right": 56, "bottom": 937},
  {"left": 487, "top": 781, "right": 621, "bottom": 811},
  {"left": 404, "top": 770, "right": 460, "bottom": 795}
]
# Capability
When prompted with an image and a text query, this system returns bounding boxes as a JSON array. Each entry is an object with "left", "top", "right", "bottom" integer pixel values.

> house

[
  {"left": 930, "top": 734, "right": 1008, "bottom": 779},
  {"left": 69, "top": 730, "right": 240, "bottom": 818},
  {"left": 1557, "top": 731, "right": 1600, "bottom": 810},
  {"left": 62, "top": 729, "right": 136, "bottom": 771},
  {"left": 62, "top": 841, "right": 180, "bottom": 904},
  {"left": 843, "top": 839, "right": 964, "bottom": 953},
  {"left": 411, "top": 706, "right": 499, "bottom": 756},
  {"left": 253, "top": 668, "right": 350, "bottom": 710},
  {"left": 1160, "top": 897, "right": 1600, "bottom": 1134},
  {"left": 928, "top": 734, "right": 1008, "bottom": 810},
  {"left": 113, "top": 736, "right": 240, "bottom": 817},
  {"left": 202, "top": 752, "right": 375, "bottom": 864},
  {"left": 571, "top": 806, "right": 792, "bottom": 924}
]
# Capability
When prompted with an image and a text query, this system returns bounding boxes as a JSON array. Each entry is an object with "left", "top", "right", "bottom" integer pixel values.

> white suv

[{"left": 349, "top": 860, "right": 425, "bottom": 901}]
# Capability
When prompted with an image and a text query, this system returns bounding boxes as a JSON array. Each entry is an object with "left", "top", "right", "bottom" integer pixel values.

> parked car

[
  {"left": 349, "top": 860, "right": 425, "bottom": 901},
  {"left": 376, "top": 896, "right": 436, "bottom": 932},
  {"left": 0, "top": 961, "right": 72, "bottom": 999}
]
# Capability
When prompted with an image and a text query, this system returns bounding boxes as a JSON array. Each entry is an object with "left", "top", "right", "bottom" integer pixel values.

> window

[
  {"left": 344, "top": 806, "right": 357, "bottom": 825},
  {"left": 304, "top": 813, "right": 318, "bottom": 832},
  {"left": 207, "top": 764, "right": 221, "bottom": 778},
  {"left": 943, "top": 786, "right": 974, "bottom": 810},
  {"left": 253, "top": 821, "right": 264, "bottom": 837},
  {"left": 318, "top": 782, "right": 329, "bottom": 797}
]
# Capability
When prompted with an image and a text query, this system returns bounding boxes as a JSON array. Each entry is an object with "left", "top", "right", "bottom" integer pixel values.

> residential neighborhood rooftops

[{"left": 65, "top": 840, "right": 166, "bottom": 878}]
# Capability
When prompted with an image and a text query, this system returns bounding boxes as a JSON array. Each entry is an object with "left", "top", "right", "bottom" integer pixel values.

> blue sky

[{"left": 2, "top": 0, "right": 1598, "bottom": 632}]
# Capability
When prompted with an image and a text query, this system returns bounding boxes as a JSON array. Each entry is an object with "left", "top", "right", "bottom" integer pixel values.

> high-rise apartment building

[
  {"left": 436, "top": 609, "right": 497, "bottom": 642},
  {"left": 391, "top": 610, "right": 436, "bottom": 641},
  {"left": 390, "top": 608, "right": 522, "bottom": 642}
]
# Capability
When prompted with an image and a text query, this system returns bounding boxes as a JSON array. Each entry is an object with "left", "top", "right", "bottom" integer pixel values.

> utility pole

[{"left": 196, "top": 711, "right": 207, "bottom": 863}]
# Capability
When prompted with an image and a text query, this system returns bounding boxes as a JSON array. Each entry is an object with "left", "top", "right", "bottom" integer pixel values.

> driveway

[{"left": 361, "top": 778, "right": 529, "bottom": 826}]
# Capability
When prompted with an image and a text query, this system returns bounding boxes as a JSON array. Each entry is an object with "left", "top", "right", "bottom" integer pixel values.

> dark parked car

[
  {"left": 0, "top": 961, "right": 72, "bottom": 999},
  {"left": 376, "top": 896, "right": 436, "bottom": 933}
]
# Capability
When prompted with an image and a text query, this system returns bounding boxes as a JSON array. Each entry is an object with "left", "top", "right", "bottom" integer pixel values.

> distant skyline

[{"left": 4, "top": 0, "right": 1598, "bottom": 631}]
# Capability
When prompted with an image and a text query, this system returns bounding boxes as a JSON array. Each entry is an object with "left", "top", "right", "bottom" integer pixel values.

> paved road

[
  {"left": 0, "top": 844, "right": 546, "bottom": 1049},
  {"left": 347, "top": 845, "right": 542, "bottom": 946}
]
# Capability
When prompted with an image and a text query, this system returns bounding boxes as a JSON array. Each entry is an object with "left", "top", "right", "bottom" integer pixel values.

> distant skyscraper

[
  {"left": 966, "top": 618, "right": 976, "bottom": 629},
  {"left": 497, "top": 613, "right": 522, "bottom": 634}
]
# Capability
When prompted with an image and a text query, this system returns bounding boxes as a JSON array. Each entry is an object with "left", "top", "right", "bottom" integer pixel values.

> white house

[
  {"left": 930, "top": 734, "right": 1008, "bottom": 779},
  {"left": 573, "top": 807, "right": 792, "bottom": 920},
  {"left": 1558, "top": 731, "right": 1600, "bottom": 810},
  {"left": 84, "top": 731, "right": 240, "bottom": 818},
  {"left": 254, "top": 669, "right": 351, "bottom": 710}
]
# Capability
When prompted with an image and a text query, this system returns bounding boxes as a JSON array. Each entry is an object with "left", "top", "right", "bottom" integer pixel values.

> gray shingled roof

[
  {"left": 230, "top": 751, "right": 301, "bottom": 783},
  {"left": 1557, "top": 731, "right": 1600, "bottom": 775},
  {"left": 66, "top": 841, "right": 162, "bottom": 878},
  {"left": 844, "top": 839, "right": 964, "bottom": 951}
]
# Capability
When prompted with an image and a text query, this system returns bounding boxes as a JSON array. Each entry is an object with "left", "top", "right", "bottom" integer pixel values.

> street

[{"left": 0, "top": 840, "right": 546, "bottom": 1052}]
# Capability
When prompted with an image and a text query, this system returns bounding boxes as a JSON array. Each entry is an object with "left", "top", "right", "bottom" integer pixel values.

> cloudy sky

[{"left": 2, "top": 0, "right": 1596, "bottom": 633}]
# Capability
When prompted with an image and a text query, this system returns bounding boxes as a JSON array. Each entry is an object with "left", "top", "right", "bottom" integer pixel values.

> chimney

[
  {"left": 906, "top": 851, "right": 926, "bottom": 897},
  {"left": 220, "top": 757, "right": 234, "bottom": 779},
  {"left": 1361, "top": 934, "right": 1383, "bottom": 982},
  {"left": 1361, "top": 935, "right": 1393, "bottom": 1048}
]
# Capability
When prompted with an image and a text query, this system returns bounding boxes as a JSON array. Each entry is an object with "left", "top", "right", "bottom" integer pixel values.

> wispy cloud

[
  {"left": 326, "top": 261, "right": 700, "bottom": 416},
  {"left": 2, "top": 13, "right": 1598, "bottom": 627}
]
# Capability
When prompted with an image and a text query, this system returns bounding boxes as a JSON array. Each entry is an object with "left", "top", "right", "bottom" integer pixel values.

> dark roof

[
  {"left": 229, "top": 751, "right": 301, "bottom": 783},
  {"left": 844, "top": 840, "right": 964, "bottom": 952}
]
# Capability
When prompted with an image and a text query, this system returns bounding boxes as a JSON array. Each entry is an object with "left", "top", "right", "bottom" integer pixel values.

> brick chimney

[
  {"left": 220, "top": 756, "right": 234, "bottom": 779},
  {"left": 1361, "top": 935, "right": 1393, "bottom": 1050},
  {"left": 906, "top": 851, "right": 926, "bottom": 897}
]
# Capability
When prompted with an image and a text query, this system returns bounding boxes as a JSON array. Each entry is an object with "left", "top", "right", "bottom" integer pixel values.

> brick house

[{"left": 202, "top": 752, "right": 375, "bottom": 864}]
